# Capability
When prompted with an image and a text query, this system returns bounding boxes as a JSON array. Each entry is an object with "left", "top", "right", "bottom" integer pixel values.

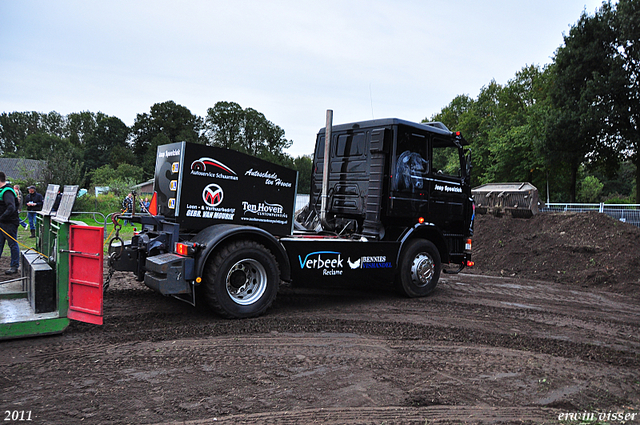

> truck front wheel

[
  {"left": 202, "top": 240, "right": 279, "bottom": 318},
  {"left": 397, "top": 239, "right": 441, "bottom": 297}
]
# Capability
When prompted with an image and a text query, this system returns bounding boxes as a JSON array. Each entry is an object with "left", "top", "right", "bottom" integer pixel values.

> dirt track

[
  {"left": 1, "top": 213, "right": 640, "bottom": 424},
  {"left": 2, "top": 271, "right": 639, "bottom": 424}
]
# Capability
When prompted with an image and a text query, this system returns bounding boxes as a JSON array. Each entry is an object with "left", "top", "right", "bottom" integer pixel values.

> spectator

[
  {"left": 140, "top": 197, "right": 150, "bottom": 213},
  {"left": 122, "top": 192, "right": 134, "bottom": 225},
  {"left": 24, "top": 185, "right": 43, "bottom": 238},
  {"left": 0, "top": 172, "right": 20, "bottom": 274},
  {"left": 13, "top": 184, "right": 27, "bottom": 229}
]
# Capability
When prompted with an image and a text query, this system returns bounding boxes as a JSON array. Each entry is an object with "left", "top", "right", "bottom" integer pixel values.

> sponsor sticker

[
  {"left": 347, "top": 256, "right": 393, "bottom": 269},
  {"left": 202, "top": 184, "right": 224, "bottom": 207},
  {"left": 298, "top": 251, "right": 344, "bottom": 276},
  {"left": 190, "top": 157, "right": 239, "bottom": 181},
  {"left": 185, "top": 204, "right": 235, "bottom": 220},
  {"left": 434, "top": 184, "right": 462, "bottom": 193},
  {"left": 158, "top": 148, "right": 181, "bottom": 158},
  {"left": 240, "top": 200, "right": 289, "bottom": 225},
  {"left": 245, "top": 168, "right": 293, "bottom": 188}
]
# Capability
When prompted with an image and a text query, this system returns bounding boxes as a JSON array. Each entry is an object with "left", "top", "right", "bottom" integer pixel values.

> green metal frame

[{"left": 0, "top": 214, "right": 72, "bottom": 339}]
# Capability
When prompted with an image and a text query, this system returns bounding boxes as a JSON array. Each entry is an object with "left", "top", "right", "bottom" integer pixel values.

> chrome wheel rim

[
  {"left": 410, "top": 252, "right": 435, "bottom": 287},
  {"left": 225, "top": 258, "right": 267, "bottom": 305}
]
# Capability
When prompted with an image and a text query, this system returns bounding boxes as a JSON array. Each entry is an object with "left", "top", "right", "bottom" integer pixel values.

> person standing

[
  {"left": 140, "top": 197, "right": 150, "bottom": 213},
  {"left": 0, "top": 172, "right": 20, "bottom": 274},
  {"left": 24, "top": 185, "right": 43, "bottom": 238},
  {"left": 13, "top": 184, "right": 28, "bottom": 229},
  {"left": 122, "top": 192, "right": 134, "bottom": 225}
]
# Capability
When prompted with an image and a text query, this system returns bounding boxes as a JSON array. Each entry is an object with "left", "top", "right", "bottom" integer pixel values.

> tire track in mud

[
  {"left": 59, "top": 308, "right": 639, "bottom": 369},
  {"left": 2, "top": 273, "right": 639, "bottom": 424},
  {"left": 156, "top": 406, "right": 558, "bottom": 424}
]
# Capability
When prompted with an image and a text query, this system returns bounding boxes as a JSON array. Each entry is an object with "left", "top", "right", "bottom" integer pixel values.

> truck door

[
  {"left": 67, "top": 225, "right": 104, "bottom": 325},
  {"left": 427, "top": 137, "right": 466, "bottom": 228},
  {"left": 389, "top": 130, "right": 429, "bottom": 216}
]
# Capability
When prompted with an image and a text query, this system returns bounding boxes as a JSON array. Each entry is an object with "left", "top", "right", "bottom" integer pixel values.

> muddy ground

[{"left": 1, "top": 212, "right": 639, "bottom": 424}]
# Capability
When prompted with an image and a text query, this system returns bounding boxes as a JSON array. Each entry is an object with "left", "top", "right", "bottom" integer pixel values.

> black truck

[{"left": 111, "top": 115, "right": 474, "bottom": 318}]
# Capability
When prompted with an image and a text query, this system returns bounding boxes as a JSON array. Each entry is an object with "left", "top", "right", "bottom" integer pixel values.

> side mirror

[{"left": 465, "top": 149, "right": 472, "bottom": 181}]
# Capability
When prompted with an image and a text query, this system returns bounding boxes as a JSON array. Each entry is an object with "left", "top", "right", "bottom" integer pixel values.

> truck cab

[{"left": 304, "top": 118, "right": 473, "bottom": 266}]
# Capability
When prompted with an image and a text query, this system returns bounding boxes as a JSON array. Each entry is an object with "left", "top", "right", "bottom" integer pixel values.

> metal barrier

[{"left": 541, "top": 203, "right": 640, "bottom": 227}]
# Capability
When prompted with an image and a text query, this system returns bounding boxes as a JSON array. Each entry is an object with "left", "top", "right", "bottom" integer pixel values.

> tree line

[
  {"left": 0, "top": 1, "right": 637, "bottom": 202},
  {"left": 428, "top": 0, "right": 638, "bottom": 203},
  {"left": 0, "top": 101, "right": 312, "bottom": 194}
]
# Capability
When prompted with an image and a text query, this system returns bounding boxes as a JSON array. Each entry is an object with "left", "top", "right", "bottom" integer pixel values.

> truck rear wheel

[
  {"left": 397, "top": 239, "right": 441, "bottom": 297},
  {"left": 202, "top": 240, "right": 279, "bottom": 318}
]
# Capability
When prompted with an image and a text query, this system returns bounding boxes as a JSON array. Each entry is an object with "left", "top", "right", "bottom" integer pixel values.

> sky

[{"left": 1, "top": 0, "right": 605, "bottom": 158}]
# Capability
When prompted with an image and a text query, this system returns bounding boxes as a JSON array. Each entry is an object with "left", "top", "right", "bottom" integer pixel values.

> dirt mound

[{"left": 468, "top": 211, "right": 640, "bottom": 294}]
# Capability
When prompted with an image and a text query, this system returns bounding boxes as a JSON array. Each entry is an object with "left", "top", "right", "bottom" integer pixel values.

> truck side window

[
  {"left": 392, "top": 132, "right": 428, "bottom": 192},
  {"left": 432, "top": 138, "right": 461, "bottom": 178},
  {"left": 335, "top": 133, "right": 365, "bottom": 157},
  {"left": 315, "top": 136, "right": 325, "bottom": 159}
]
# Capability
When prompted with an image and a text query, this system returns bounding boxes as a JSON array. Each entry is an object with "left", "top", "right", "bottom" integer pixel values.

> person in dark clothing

[
  {"left": 0, "top": 172, "right": 20, "bottom": 274},
  {"left": 51, "top": 191, "right": 62, "bottom": 213},
  {"left": 13, "top": 184, "right": 27, "bottom": 229},
  {"left": 122, "top": 192, "right": 134, "bottom": 225},
  {"left": 24, "top": 185, "right": 43, "bottom": 238}
]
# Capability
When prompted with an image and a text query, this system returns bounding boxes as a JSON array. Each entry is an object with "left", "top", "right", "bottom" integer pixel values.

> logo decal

[
  {"left": 245, "top": 168, "right": 293, "bottom": 188},
  {"left": 191, "top": 157, "right": 236, "bottom": 175},
  {"left": 298, "top": 251, "right": 343, "bottom": 276},
  {"left": 203, "top": 184, "right": 224, "bottom": 207},
  {"left": 347, "top": 256, "right": 392, "bottom": 269}
]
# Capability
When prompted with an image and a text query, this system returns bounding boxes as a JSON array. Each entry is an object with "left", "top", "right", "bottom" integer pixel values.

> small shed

[
  {"left": 132, "top": 179, "right": 154, "bottom": 197},
  {"left": 0, "top": 158, "right": 45, "bottom": 182}
]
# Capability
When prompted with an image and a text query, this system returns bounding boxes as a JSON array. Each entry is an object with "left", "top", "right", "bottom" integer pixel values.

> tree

[
  {"left": 42, "top": 148, "right": 85, "bottom": 187},
  {"left": 65, "top": 111, "right": 98, "bottom": 147},
  {"left": 90, "top": 163, "right": 145, "bottom": 187},
  {"left": 204, "top": 101, "right": 293, "bottom": 167},
  {"left": 83, "top": 114, "right": 130, "bottom": 174},
  {"left": 293, "top": 155, "right": 312, "bottom": 194},
  {"left": 0, "top": 111, "right": 48, "bottom": 155},
  {"left": 131, "top": 101, "right": 204, "bottom": 177},
  {"left": 608, "top": 0, "right": 640, "bottom": 202},
  {"left": 547, "top": 1, "right": 638, "bottom": 202},
  {"left": 578, "top": 175, "right": 604, "bottom": 202},
  {"left": 204, "top": 101, "right": 244, "bottom": 149}
]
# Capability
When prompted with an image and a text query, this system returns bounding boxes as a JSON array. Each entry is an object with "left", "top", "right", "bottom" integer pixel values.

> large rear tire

[
  {"left": 396, "top": 239, "right": 441, "bottom": 297},
  {"left": 201, "top": 240, "right": 279, "bottom": 318}
]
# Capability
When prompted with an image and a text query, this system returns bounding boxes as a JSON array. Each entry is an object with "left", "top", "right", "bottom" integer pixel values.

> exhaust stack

[{"left": 320, "top": 109, "right": 332, "bottom": 228}]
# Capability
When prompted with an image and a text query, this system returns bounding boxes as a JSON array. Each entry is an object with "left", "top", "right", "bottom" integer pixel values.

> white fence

[
  {"left": 542, "top": 203, "right": 640, "bottom": 227},
  {"left": 295, "top": 194, "right": 310, "bottom": 212}
]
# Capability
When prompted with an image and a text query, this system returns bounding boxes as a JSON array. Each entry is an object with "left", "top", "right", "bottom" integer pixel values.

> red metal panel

[{"left": 68, "top": 225, "right": 104, "bottom": 325}]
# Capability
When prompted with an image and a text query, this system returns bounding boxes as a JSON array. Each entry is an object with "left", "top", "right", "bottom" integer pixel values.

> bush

[
  {"left": 603, "top": 196, "right": 633, "bottom": 205},
  {"left": 577, "top": 175, "right": 603, "bottom": 203},
  {"left": 73, "top": 193, "right": 125, "bottom": 217}
]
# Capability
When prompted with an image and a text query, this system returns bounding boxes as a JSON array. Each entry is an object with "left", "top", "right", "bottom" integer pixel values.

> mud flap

[{"left": 68, "top": 225, "right": 104, "bottom": 325}]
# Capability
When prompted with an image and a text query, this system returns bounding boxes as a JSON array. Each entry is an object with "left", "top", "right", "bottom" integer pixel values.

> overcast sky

[{"left": 1, "top": 0, "right": 604, "bottom": 157}]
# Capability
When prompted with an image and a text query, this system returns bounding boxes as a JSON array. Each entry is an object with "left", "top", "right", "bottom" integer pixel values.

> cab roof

[{"left": 317, "top": 118, "right": 468, "bottom": 145}]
